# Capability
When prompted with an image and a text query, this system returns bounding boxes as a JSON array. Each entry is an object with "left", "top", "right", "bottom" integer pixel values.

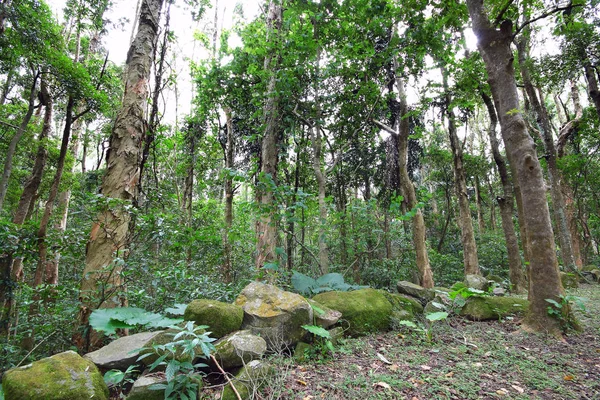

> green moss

[
  {"left": 560, "top": 272, "right": 579, "bottom": 289},
  {"left": 3, "top": 351, "right": 108, "bottom": 400},
  {"left": 184, "top": 299, "right": 243, "bottom": 338},
  {"left": 381, "top": 291, "right": 424, "bottom": 314},
  {"left": 460, "top": 296, "right": 529, "bottom": 321},
  {"left": 312, "top": 289, "right": 393, "bottom": 336}
]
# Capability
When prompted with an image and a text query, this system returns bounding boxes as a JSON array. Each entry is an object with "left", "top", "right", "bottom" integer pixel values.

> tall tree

[
  {"left": 77, "top": 0, "right": 165, "bottom": 350},
  {"left": 467, "top": 0, "right": 568, "bottom": 335}
]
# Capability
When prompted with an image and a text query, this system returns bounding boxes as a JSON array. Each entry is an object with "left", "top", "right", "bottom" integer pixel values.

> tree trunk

[
  {"left": 583, "top": 62, "right": 600, "bottom": 121},
  {"left": 0, "top": 253, "right": 13, "bottom": 336},
  {"left": 481, "top": 91, "right": 526, "bottom": 293},
  {"left": 442, "top": 67, "right": 480, "bottom": 276},
  {"left": 474, "top": 175, "right": 485, "bottom": 233},
  {"left": 255, "top": 0, "right": 282, "bottom": 274},
  {"left": 76, "top": 0, "right": 164, "bottom": 351},
  {"left": 376, "top": 57, "right": 435, "bottom": 287},
  {"left": 467, "top": 0, "right": 565, "bottom": 335},
  {"left": 516, "top": 35, "right": 576, "bottom": 273},
  {"left": 0, "top": 71, "right": 39, "bottom": 211},
  {"left": 221, "top": 108, "right": 234, "bottom": 283}
]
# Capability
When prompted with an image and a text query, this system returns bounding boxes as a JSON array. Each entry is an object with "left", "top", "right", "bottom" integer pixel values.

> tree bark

[
  {"left": 0, "top": 71, "right": 39, "bottom": 211},
  {"left": 583, "top": 62, "right": 600, "bottom": 121},
  {"left": 467, "top": 0, "right": 565, "bottom": 335},
  {"left": 516, "top": 35, "right": 576, "bottom": 273},
  {"left": 76, "top": 0, "right": 164, "bottom": 351},
  {"left": 255, "top": 0, "right": 282, "bottom": 274},
  {"left": 481, "top": 91, "right": 526, "bottom": 293},
  {"left": 442, "top": 67, "right": 480, "bottom": 276},
  {"left": 0, "top": 253, "right": 13, "bottom": 336},
  {"left": 221, "top": 108, "right": 234, "bottom": 283}
]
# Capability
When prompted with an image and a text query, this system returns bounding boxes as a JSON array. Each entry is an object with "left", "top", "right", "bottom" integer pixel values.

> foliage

[
  {"left": 448, "top": 283, "right": 487, "bottom": 312},
  {"left": 89, "top": 307, "right": 183, "bottom": 335},
  {"left": 398, "top": 311, "right": 449, "bottom": 343},
  {"left": 291, "top": 271, "right": 368, "bottom": 296},
  {"left": 138, "top": 321, "right": 216, "bottom": 400},
  {"left": 546, "top": 295, "right": 587, "bottom": 331},
  {"left": 103, "top": 365, "right": 137, "bottom": 396},
  {"left": 301, "top": 324, "right": 335, "bottom": 359}
]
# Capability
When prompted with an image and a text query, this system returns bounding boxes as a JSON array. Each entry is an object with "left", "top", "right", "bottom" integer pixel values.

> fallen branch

[{"left": 211, "top": 354, "right": 242, "bottom": 400}]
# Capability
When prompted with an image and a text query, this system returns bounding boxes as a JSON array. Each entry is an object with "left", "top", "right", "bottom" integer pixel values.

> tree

[
  {"left": 77, "top": 0, "right": 165, "bottom": 351},
  {"left": 466, "top": 0, "right": 567, "bottom": 335}
]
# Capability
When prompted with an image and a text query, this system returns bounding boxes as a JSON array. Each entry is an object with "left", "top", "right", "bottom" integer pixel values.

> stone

[
  {"left": 560, "top": 272, "right": 579, "bottom": 289},
  {"left": 293, "top": 342, "right": 313, "bottom": 362},
  {"left": 184, "top": 299, "right": 243, "bottom": 339},
  {"left": 424, "top": 297, "right": 448, "bottom": 314},
  {"left": 486, "top": 275, "right": 504, "bottom": 284},
  {"left": 213, "top": 330, "right": 267, "bottom": 370},
  {"left": 235, "top": 281, "right": 313, "bottom": 351},
  {"left": 396, "top": 281, "right": 435, "bottom": 302},
  {"left": 460, "top": 296, "right": 529, "bottom": 321},
  {"left": 464, "top": 274, "right": 491, "bottom": 291},
  {"left": 126, "top": 373, "right": 203, "bottom": 400},
  {"left": 312, "top": 288, "right": 393, "bottom": 336},
  {"left": 492, "top": 287, "right": 506, "bottom": 296},
  {"left": 382, "top": 291, "right": 424, "bottom": 314},
  {"left": 307, "top": 299, "right": 342, "bottom": 329},
  {"left": 2, "top": 350, "right": 108, "bottom": 400},
  {"left": 139, "top": 328, "right": 207, "bottom": 368},
  {"left": 328, "top": 326, "right": 345, "bottom": 345},
  {"left": 85, "top": 331, "right": 163, "bottom": 371},
  {"left": 221, "top": 360, "right": 274, "bottom": 400}
]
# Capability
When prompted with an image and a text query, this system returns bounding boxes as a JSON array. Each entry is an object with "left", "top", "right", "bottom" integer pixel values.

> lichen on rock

[{"left": 460, "top": 296, "right": 529, "bottom": 320}]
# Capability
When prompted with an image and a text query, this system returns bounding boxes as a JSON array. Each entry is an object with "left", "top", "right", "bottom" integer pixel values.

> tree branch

[
  {"left": 493, "top": 0, "right": 516, "bottom": 27},
  {"left": 514, "top": 2, "right": 582, "bottom": 37},
  {"left": 372, "top": 119, "right": 397, "bottom": 136}
]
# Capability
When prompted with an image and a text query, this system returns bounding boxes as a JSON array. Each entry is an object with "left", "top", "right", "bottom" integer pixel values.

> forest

[{"left": 0, "top": 0, "right": 599, "bottom": 398}]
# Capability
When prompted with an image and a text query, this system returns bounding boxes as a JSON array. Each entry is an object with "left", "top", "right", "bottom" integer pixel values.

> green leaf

[
  {"left": 425, "top": 312, "right": 449, "bottom": 322},
  {"left": 291, "top": 270, "right": 317, "bottom": 295},
  {"left": 302, "top": 324, "right": 331, "bottom": 339},
  {"left": 103, "top": 370, "right": 125, "bottom": 387},
  {"left": 398, "top": 320, "right": 418, "bottom": 328},
  {"left": 165, "top": 304, "right": 188, "bottom": 316}
]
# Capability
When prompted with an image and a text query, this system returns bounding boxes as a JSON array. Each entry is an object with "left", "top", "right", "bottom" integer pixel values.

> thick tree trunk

[
  {"left": 467, "top": 0, "right": 565, "bottom": 335},
  {"left": 255, "top": 1, "right": 282, "bottom": 273},
  {"left": 474, "top": 175, "right": 485, "bottom": 233},
  {"left": 517, "top": 36, "right": 576, "bottom": 273},
  {"left": 482, "top": 91, "right": 526, "bottom": 293},
  {"left": 221, "top": 108, "right": 234, "bottom": 283},
  {"left": 442, "top": 67, "right": 480, "bottom": 276},
  {"left": 0, "top": 253, "right": 13, "bottom": 336},
  {"left": 0, "top": 72, "right": 39, "bottom": 211},
  {"left": 77, "top": 0, "right": 164, "bottom": 351}
]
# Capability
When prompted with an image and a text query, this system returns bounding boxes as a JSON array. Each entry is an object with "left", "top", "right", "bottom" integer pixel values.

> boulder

[
  {"left": 464, "top": 274, "right": 491, "bottom": 291},
  {"left": 307, "top": 299, "right": 342, "bottom": 328},
  {"left": 560, "top": 272, "right": 579, "bottom": 289},
  {"left": 184, "top": 299, "right": 243, "bottom": 339},
  {"left": 213, "top": 330, "right": 267, "bottom": 370},
  {"left": 2, "top": 350, "right": 108, "bottom": 400},
  {"left": 424, "top": 297, "right": 448, "bottom": 314},
  {"left": 85, "top": 331, "right": 163, "bottom": 371},
  {"left": 486, "top": 275, "right": 504, "bottom": 284},
  {"left": 221, "top": 360, "right": 274, "bottom": 400},
  {"left": 312, "top": 288, "right": 392, "bottom": 336},
  {"left": 126, "top": 373, "right": 203, "bottom": 400},
  {"left": 492, "top": 287, "right": 506, "bottom": 296},
  {"left": 460, "top": 296, "right": 529, "bottom": 321},
  {"left": 381, "top": 291, "right": 422, "bottom": 328},
  {"left": 235, "top": 282, "right": 312, "bottom": 350},
  {"left": 396, "top": 281, "right": 434, "bottom": 302}
]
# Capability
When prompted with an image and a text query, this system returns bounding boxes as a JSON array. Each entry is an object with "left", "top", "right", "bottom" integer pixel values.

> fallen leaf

[
  {"left": 373, "top": 382, "right": 391, "bottom": 390},
  {"left": 472, "top": 362, "right": 483, "bottom": 368},
  {"left": 445, "top": 371, "right": 454, "bottom": 378},
  {"left": 377, "top": 353, "right": 392, "bottom": 365},
  {"left": 297, "top": 379, "right": 308, "bottom": 386},
  {"left": 511, "top": 385, "right": 524, "bottom": 394},
  {"left": 303, "top": 396, "right": 313, "bottom": 400},
  {"left": 496, "top": 388, "right": 508, "bottom": 396},
  {"left": 420, "top": 365, "right": 431, "bottom": 371},
  {"left": 563, "top": 375, "right": 575, "bottom": 381},
  {"left": 388, "top": 364, "right": 399, "bottom": 372}
]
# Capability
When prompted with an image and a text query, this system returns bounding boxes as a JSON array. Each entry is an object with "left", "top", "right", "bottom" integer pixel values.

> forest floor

[{"left": 256, "top": 284, "right": 600, "bottom": 400}]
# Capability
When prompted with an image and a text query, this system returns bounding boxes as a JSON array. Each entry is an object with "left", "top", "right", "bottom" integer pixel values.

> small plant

[
  {"left": 398, "top": 312, "right": 449, "bottom": 343},
  {"left": 104, "top": 365, "right": 137, "bottom": 398},
  {"left": 137, "top": 321, "right": 216, "bottom": 400},
  {"left": 448, "top": 283, "right": 487, "bottom": 312},
  {"left": 89, "top": 307, "right": 184, "bottom": 335},
  {"left": 546, "top": 295, "right": 587, "bottom": 330},
  {"left": 302, "top": 324, "right": 335, "bottom": 355},
  {"left": 291, "top": 271, "right": 368, "bottom": 296}
]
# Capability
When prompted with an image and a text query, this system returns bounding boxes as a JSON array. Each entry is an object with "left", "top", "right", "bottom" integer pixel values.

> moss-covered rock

[
  {"left": 293, "top": 342, "right": 313, "bottom": 362},
  {"left": 3, "top": 350, "right": 108, "bottom": 400},
  {"left": 382, "top": 291, "right": 424, "bottom": 314},
  {"left": 464, "top": 274, "right": 491, "bottom": 291},
  {"left": 460, "top": 296, "right": 529, "bottom": 321},
  {"left": 213, "top": 330, "right": 267, "bottom": 370},
  {"left": 560, "top": 272, "right": 579, "bottom": 289},
  {"left": 307, "top": 299, "right": 342, "bottom": 328},
  {"left": 221, "top": 360, "right": 274, "bottom": 400},
  {"left": 486, "top": 275, "right": 504, "bottom": 284},
  {"left": 184, "top": 299, "right": 243, "bottom": 339},
  {"left": 312, "top": 288, "right": 393, "bottom": 336}
]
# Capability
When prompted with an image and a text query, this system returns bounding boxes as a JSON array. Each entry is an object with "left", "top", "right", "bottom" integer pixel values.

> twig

[
  {"left": 514, "top": 2, "right": 582, "bottom": 37},
  {"left": 211, "top": 354, "right": 242, "bottom": 400},
  {"left": 16, "top": 330, "right": 58, "bottom": 368}
]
